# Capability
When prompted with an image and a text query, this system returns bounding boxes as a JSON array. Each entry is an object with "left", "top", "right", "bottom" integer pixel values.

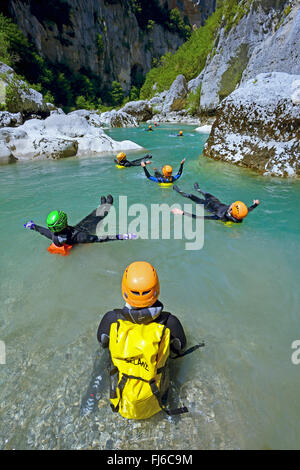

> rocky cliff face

[
  {"left": 198, "top": 0, "right": 300, "bottom": 114},
  {"left": 159, "top": 0, "right": 216, "bottom": 27},
  {"left": 4, "top": 0, "right": 213, "bottom": 94},
  {"left": 203, "top": 72, "right": 300, "bottom": 177}
]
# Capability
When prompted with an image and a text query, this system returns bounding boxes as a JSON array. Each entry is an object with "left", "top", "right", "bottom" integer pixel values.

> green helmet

[{"left": 47, "top": 210, "right": 68, "bottom": 233}]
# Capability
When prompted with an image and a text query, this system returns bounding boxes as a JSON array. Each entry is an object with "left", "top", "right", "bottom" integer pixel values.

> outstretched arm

[
  {"left": 171, "top": 208, "right": 218, "bottom": 220},
  {"left": 247, "top": 200, "right": 260, "bottom": 213},
  {"left": 141, "top": 161, "right": 159, "bottom": 182},
  {"left": 173, "top": 158, "right": 186, "bottom": 181},
  {"left": 24, "top": 221, "right": 53, "bottom": 240}
]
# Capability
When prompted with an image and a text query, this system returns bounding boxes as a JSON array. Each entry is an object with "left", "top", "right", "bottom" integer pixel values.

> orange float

[{"left": 47, "top": 243, "right": 72, "bottom": 256}]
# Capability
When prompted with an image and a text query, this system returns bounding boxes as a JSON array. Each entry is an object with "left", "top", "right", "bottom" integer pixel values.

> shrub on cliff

[{"left": 140, "top": 0, "right": 253, "bottom": 99}]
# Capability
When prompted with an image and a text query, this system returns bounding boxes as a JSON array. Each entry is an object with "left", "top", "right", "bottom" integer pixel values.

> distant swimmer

[
  {"left": 177, "top": 130, "right": 183, "bottom": 137},
  {"left": 115, "top": 152, "right": 152, "bottom": 168},
  {"left": 146, "top": 125, "right": 153, "bottom": 131},
  {"left": 141, "top": 159, "right": 185, "bottom": 186},
  {"left": 24, "top": 195, "right": 136, "bottom": 255},
  {"left": 172, "top": 183, "right": 260, "bottom": 223}
]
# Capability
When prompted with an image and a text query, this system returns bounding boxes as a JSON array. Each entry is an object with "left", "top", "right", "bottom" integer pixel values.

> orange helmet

[
  {"left": 162, "top": 165, "right": 173, "bottom": 178},
  {"left": 231, "top": 201, "right": 248, "bottom": 220},
  {"left": 179, "top": 130, "right": 183, "bottom": 136},
  {"left": 122, "top": 261, "right": 160, "bottom": 308},
  {"left": 117, "top": 152, "right": 126, "bottom": 162}
]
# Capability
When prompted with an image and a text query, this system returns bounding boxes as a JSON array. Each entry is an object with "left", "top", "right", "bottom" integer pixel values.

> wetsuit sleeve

[
  {"left": 33, "top": 224, "right": 53, "bottom": 240},
  {"left": 143, "top": 166, "right": 159, "bottom": 182},
  {"left": 97, "top": 311, "right": 120, "bottom": 347},
  {"left": 130, "top": 155, "right": 152, "bottom": 166},
  {"left": 73, "top": 232, "right": 123, "bottom": 244},
  {"left": 71, "top": 232, "right": 100, "bottom": 244},
  {"left": 165, "top": 313, "right": 187, "bottom": 353},
  {"left": 173, "top": 162, "right": 184, "bottom": 181},
  {"left": 247, "top": 203, "right": 258, "bottom": 213},
  {"left": 183, "top": 211, "right": 219, "bottom": 220}
]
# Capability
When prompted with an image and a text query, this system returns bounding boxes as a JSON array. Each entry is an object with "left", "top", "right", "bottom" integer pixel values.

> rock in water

[
  {"left": 203, "top": 72, "right": 300, "bottom": 177},
  {"left": 0, "top": 114, "right": 143, "bottom": 161},
  {"left": 120, "top": 101, "right": 153, "bottom": 123},
  {"left": 0, "top": 141, "right": 17, "bottom": 164}
]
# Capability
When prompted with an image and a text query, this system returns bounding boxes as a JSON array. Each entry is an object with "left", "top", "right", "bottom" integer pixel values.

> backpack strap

[
  {"left": 171, "top": 342, "right": 205, "bottom": 359},
  {"left": 149, "top": 379, "right": 188, "bottom": 416},
  {"left": 110, "top": 373, "right": 128, "bottom": 413}
]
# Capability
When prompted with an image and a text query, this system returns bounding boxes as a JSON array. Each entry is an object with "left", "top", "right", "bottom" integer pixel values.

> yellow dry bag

[{"left": 109, "top": 319, "right": 187, "bottom": 420}]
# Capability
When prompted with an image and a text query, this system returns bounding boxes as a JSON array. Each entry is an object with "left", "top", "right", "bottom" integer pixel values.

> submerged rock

[{"left": 203, "top": 72, "right": 300, "bottom": 177}]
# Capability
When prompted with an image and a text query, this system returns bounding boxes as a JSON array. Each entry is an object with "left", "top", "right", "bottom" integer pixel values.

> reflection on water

[{"left": 0, "top": 124, "right": 300, "bottom": 449}]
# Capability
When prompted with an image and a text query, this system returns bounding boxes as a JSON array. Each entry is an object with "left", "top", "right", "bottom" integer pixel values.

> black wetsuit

[
  {"left": 33, "top": 224, "right": 117, "bottom": 246},
  {"left": 174, "top": 185, "right": 258, "bottom": 223},
  {"left": 97, "top": 301, "right": 186, "bottom": 354},
  {"left": 143, "top": 162, "right": 184, "bottom": 184},
  {"left": 33, "top": 195, "right": 119, "bottom": 246},
  {"left": 115, "top": 155, "right": 152, "bottom": 167}
]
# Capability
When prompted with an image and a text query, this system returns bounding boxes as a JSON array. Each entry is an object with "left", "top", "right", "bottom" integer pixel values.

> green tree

[
  {"left": 110, "top": 81, "right": 124, "bottom": 106},
  {"left": 129, "top": 86, "right": 140, "bottom": 101}
]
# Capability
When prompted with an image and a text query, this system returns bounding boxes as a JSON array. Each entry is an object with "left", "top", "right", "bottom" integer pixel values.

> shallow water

[{"left": 0, "top": 124, "right": 300, "bottom": 450}]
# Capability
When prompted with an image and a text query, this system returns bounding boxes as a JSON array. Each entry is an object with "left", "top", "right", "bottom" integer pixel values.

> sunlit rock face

[{"left": 203, "top": 72, "right": 300, "bottom": 177}]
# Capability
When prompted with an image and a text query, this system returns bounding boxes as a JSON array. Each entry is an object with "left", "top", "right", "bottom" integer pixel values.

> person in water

[
  {"left": 24, "top": 195, "right": 136, "bottom": 246},
  {"left": 172, "top": 183, "right": 260, "bottom": 222},
  {"left": 115, "top": 152, "right": 152, "bottom": 168},
  {"left": 81, "top": 262, "right": 188, "bottom": 416},
  {"left": 97, "top": 261, "right": 186, "bottom": 352},
  {"left": 146, "top": 125, "right": 153, "bottom": 131},
  {"left": 141, "top": 159, "right": 185, "bottom": 184},
  {"left": 177, "top": 130, "right": 183, "bottom": 137}
]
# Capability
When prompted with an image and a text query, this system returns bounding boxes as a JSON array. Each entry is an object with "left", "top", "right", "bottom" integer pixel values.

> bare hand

[
  {"left": 146, "top": 160, "right": 151, "bottom": 165},
  {"left": 253, "top": 199, "right": 260, "bottom": 205},
  {"left": 141, "top": 161, "right": 146, "bottom": 167},
  {"left": 172, "top": 208, "right": 184, "bottom": 216},
  {"left": 181, "top": 158, "right": 186, "bottom": 164}
]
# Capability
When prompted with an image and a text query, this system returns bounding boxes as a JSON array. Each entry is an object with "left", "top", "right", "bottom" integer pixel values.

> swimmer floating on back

[
  {"left": 172, "top": 183, "right": 260, "bottom": 223},
  {"left": 141, "top": 159, "right": 185, "bottom": 185},
  {"left": 24, "top": 195, "right": 136, "bottom": 255},
  {"left": 115, "top": 152, "right": 152, "bottom": 168}
]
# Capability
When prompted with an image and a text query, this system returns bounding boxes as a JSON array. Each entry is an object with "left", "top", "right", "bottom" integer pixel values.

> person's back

[{"left": 97, "top": 261, "right": 187, "bottom": 419}]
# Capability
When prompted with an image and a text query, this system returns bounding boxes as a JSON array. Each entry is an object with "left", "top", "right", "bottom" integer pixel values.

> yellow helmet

[
  {"left": 231, "top": 201, "right": 248, "bottom": 220},
  {"left": 162, "top": 165, "right": 173, "bottom": 178},
  {"left": 117, "top": 152, "right": 126, "bottom": 162},
  {"left": 122, "top": 261, "right": 160, "bottom": 308}
]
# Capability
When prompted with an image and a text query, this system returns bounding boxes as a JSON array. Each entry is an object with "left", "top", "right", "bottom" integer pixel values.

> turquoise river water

[{"left": 0, "top": 124, "right": 300, "bottom": 450}]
